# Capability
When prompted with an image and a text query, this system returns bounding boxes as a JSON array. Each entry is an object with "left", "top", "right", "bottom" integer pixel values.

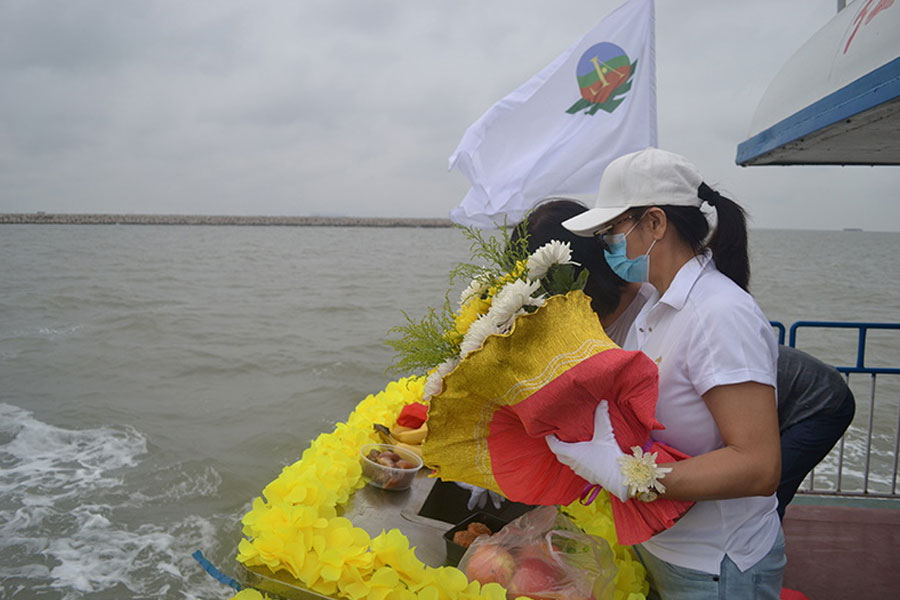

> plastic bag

[{"left": 458, "top": 505, "right": 617, "bottom": 600}]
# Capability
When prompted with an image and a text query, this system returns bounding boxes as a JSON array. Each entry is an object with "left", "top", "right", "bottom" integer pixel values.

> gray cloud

[{"left": 1, "top": 0, "right": 898, "bottom": 230}]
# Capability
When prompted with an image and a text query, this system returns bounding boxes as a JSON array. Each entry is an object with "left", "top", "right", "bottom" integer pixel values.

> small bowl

[
  {"left": 443, "top": 512, "right": 510, "bottom": 566},
  {"left": 359, "top": 443, "right": 423, "bottom": 490}
]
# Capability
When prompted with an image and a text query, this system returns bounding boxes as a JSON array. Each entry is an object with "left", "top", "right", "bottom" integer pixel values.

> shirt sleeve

[{"left": 686, "top": 293, "right": 778, "bottom": 397}]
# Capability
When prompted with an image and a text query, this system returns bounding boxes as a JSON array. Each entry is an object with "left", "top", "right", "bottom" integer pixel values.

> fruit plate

[
  {"left": 359, "top": 442, "right": 423, "bottom": 490},
  {"left": 442, "top": 512, "right": 510, "bottom": 567}
]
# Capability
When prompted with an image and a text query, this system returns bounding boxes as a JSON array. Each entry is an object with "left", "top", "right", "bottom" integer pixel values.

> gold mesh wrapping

[{"left": 423, "top": 290, "right": 617, "bottom": 492}]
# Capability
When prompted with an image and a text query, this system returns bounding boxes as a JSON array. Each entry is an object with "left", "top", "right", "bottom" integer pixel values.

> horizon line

[{"left": 0, "top": 213, "right": 455, "bottom": 227}]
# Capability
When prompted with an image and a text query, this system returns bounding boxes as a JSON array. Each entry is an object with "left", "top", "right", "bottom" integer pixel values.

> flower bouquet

[{"left": 389, "top": 225, "right": 693, "bottom": 546}]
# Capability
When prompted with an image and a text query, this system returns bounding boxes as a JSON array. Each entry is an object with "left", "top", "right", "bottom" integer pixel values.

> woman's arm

[{"left": 657, "top": 381, "right": 781, "bottom": 501}]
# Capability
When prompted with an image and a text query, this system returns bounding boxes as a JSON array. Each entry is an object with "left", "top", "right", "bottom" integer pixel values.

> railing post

[
  {"left": 770, "top": 321, "right": 785, "bottom": 345},
  {"left": 864, "top": 374, "right": 877, "bottom": 494},
  {"left": 858, "top": 326, "right": 868, "bottom": 370},
  {"left": 837, "top": 372, "right": 849, "bottom": 492}
]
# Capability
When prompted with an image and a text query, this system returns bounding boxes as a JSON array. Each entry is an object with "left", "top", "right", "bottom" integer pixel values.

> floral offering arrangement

[
  {"left": 408, "top": 225, "right": 690, "bottom": 547},
  {"left": 386, "top": 225, "right": 588, "bottom": 390},
  {"left": 232, "top": 225, "right": 650, "bottom": 600}
]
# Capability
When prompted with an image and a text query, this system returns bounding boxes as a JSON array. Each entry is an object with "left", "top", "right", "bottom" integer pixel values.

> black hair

[
  {"left": 632, "top": 182, "right": 750, "bottom": 291},
  {"left": 513, "top": 199, "right": 628, "bottom": 317}
]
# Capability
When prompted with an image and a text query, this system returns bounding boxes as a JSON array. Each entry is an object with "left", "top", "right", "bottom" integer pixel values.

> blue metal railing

[
  {"left": 771, "top": 321, "right": 786, "bottom": 345},
  {"left": 771, "top": 321, "right": 900, "bottom": 498},
  {"left": 788, "top": 321, "right": 900, "bottom": 376}
]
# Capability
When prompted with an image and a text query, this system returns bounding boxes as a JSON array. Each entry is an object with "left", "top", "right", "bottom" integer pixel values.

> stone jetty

[{"left": 0, "top": 213, "right": 454, "bottom": 228}]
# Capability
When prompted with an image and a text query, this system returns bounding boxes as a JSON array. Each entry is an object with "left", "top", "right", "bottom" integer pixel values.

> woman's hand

[
  {"left": 658, "top": 381, "right": 781, "bottom": 501},
  {"left": 545, "top": 400, "right": 630, "bottom": 502}
]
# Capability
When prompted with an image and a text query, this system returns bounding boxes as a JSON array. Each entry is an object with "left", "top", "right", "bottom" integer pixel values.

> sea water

[{"left": 1, "top": 225, "right": 898, "bottom": 599}]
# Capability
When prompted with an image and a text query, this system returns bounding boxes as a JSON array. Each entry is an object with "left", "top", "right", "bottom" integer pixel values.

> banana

[
  {"left": 373, "top": 423, "right": 394, "bottom": 444},
  {"left": 394, "top": 441, "right": 423, "bottom": 460},
  {"left": 390, "top": 424, "right": 418, "bottom": 435},
  {"left": 391, "top": 423, "right": 428, "bottom": 445},
  {"left": 371, "top": 423, "right": 426, "bottom": 462}
]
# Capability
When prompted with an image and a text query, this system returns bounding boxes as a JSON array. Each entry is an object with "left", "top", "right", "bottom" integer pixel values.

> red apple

[
  {"left": 507, "top": 557, "right": 565, "bottom": 600},
  {"left": 463, "top": 543, "right": 516, "bottom": 587},
  {"left": 515, "top": 541, "right": 553, "bottom": 562}
]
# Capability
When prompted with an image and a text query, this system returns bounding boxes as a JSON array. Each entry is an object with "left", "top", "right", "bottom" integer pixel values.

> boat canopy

[{"left": 736, "top": 2, "right": 900, "bottom": 166}]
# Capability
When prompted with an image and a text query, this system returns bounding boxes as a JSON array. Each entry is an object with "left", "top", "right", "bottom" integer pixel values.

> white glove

[
  {"left": 455, "top": 482, "right": 504, "bottom": 511},
  {"left": 545, "top": 400, "right": 629, "bottom": 502}
]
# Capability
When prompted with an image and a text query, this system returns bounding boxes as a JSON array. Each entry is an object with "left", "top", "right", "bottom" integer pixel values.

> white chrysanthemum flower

[
  {"left": 527, "top": 240, "right": 578, "bottom": 280},
  {"left": 617, "top": 446, "right": 673, "bottom": 501},
  {"left": 436, "top": 357, "right": 459, "bottom": 377},
  {"left": 459, "top": 314, "right": 501, "bottom": 358},
  {"left": 495, "top": 308, "right": 527, "bottom": 334},
  {"left": 423, "top": 370, "right": 443, "bottom": 400},
  {"left": 459, "top": 273, "right": 491, "bottom": 307},
  {"left": 423, "top": 359, "right": 459, "bottom": 400},
  {"left": 528, "top": 294, "right": 546, "bottom": 309},
  {"left": 489, "top": 279, "right": 543, "bottom": 328}
]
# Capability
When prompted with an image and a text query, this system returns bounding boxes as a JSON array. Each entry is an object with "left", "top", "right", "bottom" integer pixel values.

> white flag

[{"left": 449, "top": 0, "right": 657, "bottom": 228}]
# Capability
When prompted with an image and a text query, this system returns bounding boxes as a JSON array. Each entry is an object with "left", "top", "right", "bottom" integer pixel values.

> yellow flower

[
  {"left": 478, "top": 583, "right": 510, "bottom": 600},
  {"left": 366, "top": 567, "right": 403, "bottom": 600},
  {"left": 229, "top": 589, "right": 271, "bottom": 600},
  {"left": 315, "top": 519, "right": 374, "bottom": 578},
  {"left": 414, "top": 566, "right": 469, "bottom": 598},
  {"left": 446, "top": 296, "right": 491, "bottom": 345},
  {"left": 485, "top": 259, "right": 528, "bottom": 299},
  {"left": 371, "top": 529, "right": 426, "bottom": 584},
  {"left": 385, "top": 589, "right": 418, "bottom": 600},
  {"left": 309, "top": 577, "right": 339, "bottom": 597},
  {"left": 341, "top": 580, "right": 370, "bottom": 600}
]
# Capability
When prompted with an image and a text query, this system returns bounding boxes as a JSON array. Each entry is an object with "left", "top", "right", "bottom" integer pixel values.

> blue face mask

[{"left": 602, "top": 221, "right": 657, "bottom": 283}]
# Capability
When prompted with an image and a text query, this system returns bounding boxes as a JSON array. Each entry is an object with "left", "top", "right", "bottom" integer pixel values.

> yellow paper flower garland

[{"left": 232, "top": 375, "right": 648, "bottom": 600}]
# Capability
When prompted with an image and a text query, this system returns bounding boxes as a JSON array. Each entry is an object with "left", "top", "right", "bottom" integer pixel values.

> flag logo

[{"left": 566, "top": 42, "right": 637, "bottom": 115}]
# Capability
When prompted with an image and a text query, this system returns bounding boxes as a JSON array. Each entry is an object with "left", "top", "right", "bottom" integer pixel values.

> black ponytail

[
  {"left": 648, "top": 183, "right": 750, "bottom": 291},
  {"left": 698, "top": 183, "right": 750, "bottom": 291}
]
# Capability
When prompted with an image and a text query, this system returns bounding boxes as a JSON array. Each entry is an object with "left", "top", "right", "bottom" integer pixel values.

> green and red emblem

[{"left": 566, "top": 42, "right": 637, "bottom": 115}]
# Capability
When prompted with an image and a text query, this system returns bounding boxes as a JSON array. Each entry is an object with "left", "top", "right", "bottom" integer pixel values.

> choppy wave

[
  {"left": 0, "top": 324, "right": 85, "bottom": 344},
  {"left": 0, "top": 404, "right": 231, "bottom": 599},
  {"left": 802, "top": 424, "right": 900, "bottom": 494}
]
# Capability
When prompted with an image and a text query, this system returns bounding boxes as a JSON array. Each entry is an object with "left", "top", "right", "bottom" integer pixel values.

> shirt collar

[{"left": 657, "top": 249, "right": 713, "bottom": 311}]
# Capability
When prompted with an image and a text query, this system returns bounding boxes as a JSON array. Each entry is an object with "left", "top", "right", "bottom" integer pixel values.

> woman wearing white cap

[{"left": 546, "top": 148, "right": 785, "bottom": 599}]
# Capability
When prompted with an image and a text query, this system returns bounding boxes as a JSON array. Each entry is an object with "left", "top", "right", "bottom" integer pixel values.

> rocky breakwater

[{"left": 0, "top": 213, "right": 454, "bottom": 227}]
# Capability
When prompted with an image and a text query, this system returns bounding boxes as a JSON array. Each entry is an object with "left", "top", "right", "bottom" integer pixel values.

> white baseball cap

[{"left": 561, "top": 148, "right": 705, "bottom": 237}]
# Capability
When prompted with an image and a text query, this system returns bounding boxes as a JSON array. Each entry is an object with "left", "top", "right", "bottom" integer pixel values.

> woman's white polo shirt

[{"left": 623, "top": 251, "right": 780, "bottom": 574}]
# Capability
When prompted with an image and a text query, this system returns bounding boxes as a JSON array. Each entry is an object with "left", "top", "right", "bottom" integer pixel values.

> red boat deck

[{"left": 782, "top": 497, "right": 900, "bottom": 599}]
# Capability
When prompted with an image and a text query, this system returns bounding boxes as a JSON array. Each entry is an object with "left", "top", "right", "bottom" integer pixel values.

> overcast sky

[{"left": 1, "top": 1, "right": 897, "bottom": 231}]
